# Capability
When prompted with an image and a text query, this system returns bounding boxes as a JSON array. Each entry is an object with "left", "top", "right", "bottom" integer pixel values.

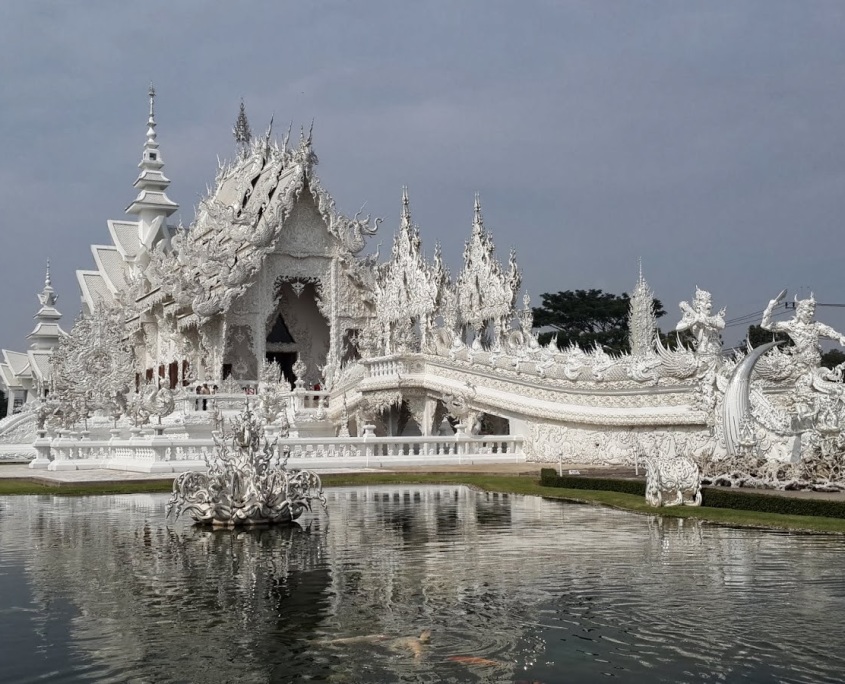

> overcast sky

[{"left": 2, "top": 1, "right": 845, "bottom": 354}]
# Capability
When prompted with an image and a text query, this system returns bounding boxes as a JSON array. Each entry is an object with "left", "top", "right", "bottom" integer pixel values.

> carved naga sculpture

[{"left": 644, "top": 454, "right": 703, "bottom": 507}]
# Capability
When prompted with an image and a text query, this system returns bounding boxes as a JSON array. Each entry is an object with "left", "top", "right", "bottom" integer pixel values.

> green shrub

[
  {"left": 701, "top": 488, "right": 845, "bottom": 519},
  {"left": 539, "top": 468, "right": 845, "bottom": 519},
  {"left": 539, "top": 469, "right": 645, "bottom": 496}
]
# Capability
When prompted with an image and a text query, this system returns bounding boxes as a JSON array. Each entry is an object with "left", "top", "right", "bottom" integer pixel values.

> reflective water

[{"left": 1, "top": 487, "right": 844, "bottom": 683}]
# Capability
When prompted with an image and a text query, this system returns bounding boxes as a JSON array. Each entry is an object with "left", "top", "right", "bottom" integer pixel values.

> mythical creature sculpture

[
  {"left": 125, "top": 383, "right": 175, "bottom": 427},
  {"left": 677, "top": 287, "right": 725, "bottom": 358},
  {"left": 167, "top": 403, "right": 326, "bottom": 526},
  {"left": 762, "top": 290, "right": 845, "bottom": 382},
  {"left": 336, "top": 209, "right": 382, "bottom": 255},
  {"left": 672, "top": 287, "right": 727, "bottom": 416},
  {"left": 644, "top": 451, "right": 702, "bottom": 507}
]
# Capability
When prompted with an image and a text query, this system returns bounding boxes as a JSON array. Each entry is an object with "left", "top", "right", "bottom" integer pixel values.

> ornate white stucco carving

[
  {"left": 374, "top": 188, "right": 439, "bottom": 353},
  {"left": 644, "top": 448, "right": 702, "bottom": 507},
  {"left": 628, "top": 264, "right": 658, "bottom": 357},
  {"left": 49, "top": 305, "right": 136, "bottom": 428},
  {"left": 455, "top": 195, "right": 520, "bottom": 346}
]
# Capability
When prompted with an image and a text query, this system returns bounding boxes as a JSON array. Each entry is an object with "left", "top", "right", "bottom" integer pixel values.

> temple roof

[
  {"left": 0, "top": 363, "right": 23, "bottom": 390},
  {"left": 77, "top": 270, "right": 115, "bottom": 311},
  {"left": 27, "top": 321, "right": 64, "bottom": 342},
  {"left": 91, "top": 245, "right": 131, "bottom": 294},
  {"left": 135, "top": 122, "right": 379, "bottom": 323},
  {"left": 26, "top": 350, "right": 52, "bottom": 383},
  {"left": 2, "top": 350, "right": 31, "bottom": 378},
  {"left": 108, "top": 220, "right": 142, "bottom": 259},
  {"left": 71, "top": 99, "right": 380, "bottom": 330}
]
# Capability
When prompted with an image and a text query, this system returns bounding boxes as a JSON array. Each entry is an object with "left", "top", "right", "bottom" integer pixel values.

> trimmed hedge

[
  {"left": 701, "top": 487, "right": 845, "bottom": 519},
  {"left": 540, "top": 468, "right": 645, "bottom": 496},
  {"left": 539, "top": 468, "right": 845, "bottom": 519}
]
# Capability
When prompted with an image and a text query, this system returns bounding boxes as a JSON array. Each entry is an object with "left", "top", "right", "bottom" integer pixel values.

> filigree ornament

[
  {"left": 644, "top": 453, "right": 702, "bottom": 507},
  {"left": 167, "top": 403, "right": 326, "bottom": 526},
  {"left": 49, "top": 304, "right": 135, "bottom": 428},
  {"left": 455, "top": 194, "right": 520, "bottom": 347}
]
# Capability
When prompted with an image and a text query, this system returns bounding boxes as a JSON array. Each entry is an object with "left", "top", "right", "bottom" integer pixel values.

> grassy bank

[
  {"left": 0, "top": 479, "right": 174, "bottom": 496},
  {"left": 2, "top": 472, "right": 845, "bottom": 534}
]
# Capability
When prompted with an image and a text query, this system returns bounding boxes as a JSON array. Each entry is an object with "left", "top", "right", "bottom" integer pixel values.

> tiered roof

[
  {"left": 75, "top": 95, "right": 378, "bottom": 329},
  {"left": 0, "top": 263, "right": 67, "bottom": 398}
]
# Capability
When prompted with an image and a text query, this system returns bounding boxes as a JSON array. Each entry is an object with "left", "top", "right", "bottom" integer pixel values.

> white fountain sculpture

[{"left": 167, "top": 403, "right": 326, "bottom": 527}]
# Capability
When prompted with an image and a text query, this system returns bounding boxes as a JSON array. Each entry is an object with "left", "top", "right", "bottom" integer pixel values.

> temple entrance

[
  {"left": 265, "top": 351, "right": 298, "bottom": 388},
  {"left": 264, "top": 281, "right": 330, "bottom": 388}
]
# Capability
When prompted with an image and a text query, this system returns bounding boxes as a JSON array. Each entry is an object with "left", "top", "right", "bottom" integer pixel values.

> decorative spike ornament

[{"left": 233, "top": 99, "right": 252, "bottom": 152}]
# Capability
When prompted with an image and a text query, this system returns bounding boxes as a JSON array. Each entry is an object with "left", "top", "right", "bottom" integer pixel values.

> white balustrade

[
  {"left": 364, "top": 358, "right": 407, "bottom": 378},
  {"left": 38, "top": 430, "right": 523, "bottom": 473}
]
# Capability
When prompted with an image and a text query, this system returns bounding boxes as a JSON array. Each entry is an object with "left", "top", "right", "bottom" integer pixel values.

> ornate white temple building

[{"left": 2, "top": 89, "right": 845, "bottom": 488}]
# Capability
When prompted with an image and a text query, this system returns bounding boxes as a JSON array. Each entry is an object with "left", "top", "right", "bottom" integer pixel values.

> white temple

[{"left": 2, "top": 89, "right": 845, "bottom": 490}]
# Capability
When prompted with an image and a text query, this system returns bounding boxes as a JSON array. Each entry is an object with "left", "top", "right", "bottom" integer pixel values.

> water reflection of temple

[{"left": 4, "top": 489, "right": 843, "bottom": 682}]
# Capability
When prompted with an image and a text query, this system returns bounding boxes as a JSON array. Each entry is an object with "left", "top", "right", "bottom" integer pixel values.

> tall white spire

[
  {"left": 37, "top": 259, "right": 57, "bottom": 309},
  {"left": 126, "top": 83, "right": 179, "bottom": 258},
  {"left": 401, "top": 185, "right": 411, "bottom": 228},
  {"left": 233, "top": 99, "right": 252, "bottom": 154},
  {"left": 472, "top": 192, "right": 484, "bottom": 234},
  {"left": 28, "top": 260, "right": 64, "bottom": 350},
  {"left": 628, "top": 258, "right": 657, "bottom": 357}
]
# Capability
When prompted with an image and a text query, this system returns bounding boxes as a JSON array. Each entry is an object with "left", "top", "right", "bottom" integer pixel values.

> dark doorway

[
  {"left": 168, "top": 362, "right": 179, "bottom": 389},
  {"left": 265, "top": 352, "right": 298, "bottom": 389},
  {"left": 267, "top": 315, "right": 295, "bottom": 344}
]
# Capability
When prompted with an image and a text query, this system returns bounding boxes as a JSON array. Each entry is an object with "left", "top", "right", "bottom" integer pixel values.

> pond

[{"left": 1, "top": 487, "right": 844, "bottom": 683}]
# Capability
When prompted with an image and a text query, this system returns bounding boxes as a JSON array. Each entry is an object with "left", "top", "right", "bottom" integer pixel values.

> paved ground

[{"left": 2, "top": 461, "right": 844, "bottom": 501}]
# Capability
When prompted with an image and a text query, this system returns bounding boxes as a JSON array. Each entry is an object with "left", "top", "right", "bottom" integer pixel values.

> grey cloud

[{"left": 1, "top": 1, "right": 845, "bottom": 352}]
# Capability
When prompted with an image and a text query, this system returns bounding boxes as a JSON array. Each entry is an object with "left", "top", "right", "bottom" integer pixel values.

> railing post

[
  {"left": 455, "top": 421, "right": 470, "bottom": 464},
  {"left": 29, "top": 429, "right": 52, "bottom": 469},
  {"left": 143, "top": 426, "right": 174, "bottom": 474},
  {"left": 362, "top": 424, "right": 375, "bottom": 467}
]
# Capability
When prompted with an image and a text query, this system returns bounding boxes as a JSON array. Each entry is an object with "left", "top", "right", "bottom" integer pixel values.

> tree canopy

[
  {"left": 533, "top": 289, "right": 666, "bottom": 354},
  {"left": 821, "top": 348, "right": 845, "bottom": 370},
  {"left": 745, "top": 324, "right": 791, "bottom": 349}
]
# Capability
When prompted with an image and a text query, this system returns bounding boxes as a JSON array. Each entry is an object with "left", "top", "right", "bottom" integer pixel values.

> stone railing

[
  {"left": 29, "top": 428, "right": 524, "bottom": 473},
  {"left": 366, "top": 358, "right": 407, "bottom": 378},
  {"left": 182, "top": 389, "right": 330, "bottom": 413}
]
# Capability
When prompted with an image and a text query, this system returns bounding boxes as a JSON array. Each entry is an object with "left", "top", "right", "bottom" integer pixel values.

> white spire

[
  {"left": 628, "top": 259, "right": 657, "bottom": 357},
  {"left": 36, "top": 259, "right": 58, "bottom": 309},
  {"left": 28, "top": 260, "right": 64, "bottom": 350},
  {"left": 401, "top": 185, "right": 411, "bottom": 228},
  {"left": 473, "top": 192, "right": 483, "bottom": 234},
  {"left": 233, "top": 99, "right": 252, "bottom": 152},
  {"left": 126, "top": 83, "right": 179, "bottom": 257},
  {"left": 146, "top": 83, "right": 158, "bottom": 151}
]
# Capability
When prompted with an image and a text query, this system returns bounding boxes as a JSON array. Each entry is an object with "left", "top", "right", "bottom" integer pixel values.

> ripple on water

[{"left": 1, "top": 489, "right": 845, "bottom": 683}]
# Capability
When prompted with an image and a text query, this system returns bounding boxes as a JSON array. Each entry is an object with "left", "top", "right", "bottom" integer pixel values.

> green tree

[
  {"left": 533, "top": 289, "right": 666, "bottom": 354},
  {"left": 745, "top": 324, "right": 791, "bottom": 349},
  {"left": 658, "top": 326, "right": 698, "bottom": 350},
  {"left": 0, "top": 389, "right": 6, "bottom": 417},
  {"left": 821, "top": 348, "right": 845, "bottom": 371}
]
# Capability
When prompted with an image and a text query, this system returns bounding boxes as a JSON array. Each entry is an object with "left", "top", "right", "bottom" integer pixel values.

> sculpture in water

[{"left": 167, "top": 404, "right": 326, "bottom": 526}]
